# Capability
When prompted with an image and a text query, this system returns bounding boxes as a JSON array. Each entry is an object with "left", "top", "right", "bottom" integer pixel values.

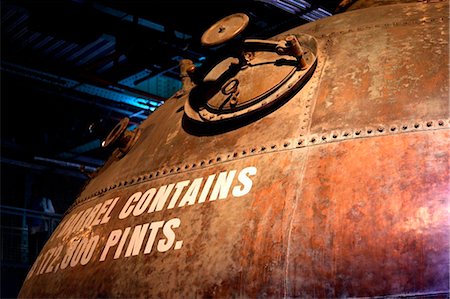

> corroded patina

[{"left": 19, "top": 1, "right": 449, "bottom": 297}]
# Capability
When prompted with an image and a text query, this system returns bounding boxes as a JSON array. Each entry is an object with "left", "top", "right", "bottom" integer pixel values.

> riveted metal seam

[
  {"left": 316, "top": 15, "right": 447, "bottom": 39},
  {"left": 66, "top": 119, "right": 449, "bottom": 214}
]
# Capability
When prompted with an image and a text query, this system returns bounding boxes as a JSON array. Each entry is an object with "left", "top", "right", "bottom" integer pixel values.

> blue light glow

[{"left": 75, "top": 84, "right": 162, "bottom": 110}]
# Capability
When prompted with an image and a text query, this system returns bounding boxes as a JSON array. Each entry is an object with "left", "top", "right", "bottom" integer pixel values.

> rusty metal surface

[
  {"left": 287, "top": 130, "right": 449, "bottom": 297},
  {"left": 19, "top": 152, "right": 304, "bottom": 298},
  {"left": 309, "top": 8, "right": 448, "bottom": 133},
  {"left": 20, "top": 1, "right": 449, "bottom": 298}
]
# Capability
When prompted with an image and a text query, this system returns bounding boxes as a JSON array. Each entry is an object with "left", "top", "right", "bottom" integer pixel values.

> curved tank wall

[{"left": 19, "top": 1, "right": 449, "bottom": 297}]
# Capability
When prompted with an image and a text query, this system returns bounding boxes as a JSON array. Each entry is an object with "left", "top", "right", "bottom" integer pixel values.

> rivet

[
  {"left": 438, "top": 120, "right": 444, "bottom": 126},
  {"left": 426, "top": 121, "right": 433, "bottom": 127}
]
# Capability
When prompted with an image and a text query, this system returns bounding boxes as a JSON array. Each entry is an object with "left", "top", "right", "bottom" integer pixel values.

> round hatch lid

[
  {"left": 184, "top": 33, "right": 318, "bottom": 123},
  {"left": 201, "top": 13, "right": 249, "bottom": 47}
]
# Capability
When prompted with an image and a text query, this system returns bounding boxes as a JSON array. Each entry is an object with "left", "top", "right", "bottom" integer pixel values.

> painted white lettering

[
  {"left": 91, "top": 198, "right": 113, "bottom": 226},
  {"left": 167, "top": 180, "right": 190, "bottom": 209},
  {"left": 38, "top": 248, "right": 55, "bottom": 275},
  {"left": 57, "top": 213, "right": 77, "bottom": 238},
  {"left": 144, "top": 221, "right": 164, "bottom": 254},
  {"left": 178, "top": 178, "right": 202, "bottom": 207},
  {"left": 45, "top": 245, "right": 63, "bottom": 273},
  {"left": 157, "top": 218, "right": 181, "bottom": 252},
  {"left": 72, "top": 208, "right": 93, "bottom": 233},
  {"left": 232, "top": 166, "right": 257, "bottom": 197},
  {"left": 210, "top": 170, "right": 237, "bottom": 201},
  {"left": 125, "top": 223, "right": 150, "bottom": 257},
  {"left": 83, "top": 203, "right": 102, "bottom": 228},
  {"left": 62, "top": 212, "right": 83, "bottom": 238},
  {"left": 78, "top": 207, "right": 96, "bottom": 231},
  {"left": 198, "top": 174, "right": 215, "bottom": 203},
  {"left": 80, "top": 235, "right": 99, "bottom": 265},
  {"left": 100, "top": 197, "right": 119, "bottom": 224},
  {"left": 61, "top": 239, "right": 80, "bottom": 269},
  {"left": 119, "top": 192, "right": 141, "bottom": 219},
  {"left": 25, "top": 254, "right": 41, "bottom": 280},
  {"left": 99, "top": 229, "right": 122, "bottom": 262},
  {"left": 132, "top": 188, "right": 156, "bottom": 217},
  {"left": 148, "top": 184, "right": 175, "bottom": 213},
  {"left": 70, "top": 238, "right": 88, "bottom": 267},
  {"left": 113, "top": 227, "right": 131, "bottom": 259}
]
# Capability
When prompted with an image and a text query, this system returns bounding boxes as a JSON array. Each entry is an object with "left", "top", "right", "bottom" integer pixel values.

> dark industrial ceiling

[{"left": 1, "top": 0, "right": 343, "bottom": 184}]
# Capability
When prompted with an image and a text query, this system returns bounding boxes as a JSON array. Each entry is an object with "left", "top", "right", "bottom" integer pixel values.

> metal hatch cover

[
  {"left": 185, "top": 14, "right": 318, "bottom": 124},
  {"left": 201, "top": 13, "right": 250, "bottom": 47}
]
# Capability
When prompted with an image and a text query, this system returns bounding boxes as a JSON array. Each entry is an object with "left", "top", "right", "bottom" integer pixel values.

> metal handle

[{"left": 242, "top": 35, "right": 308, "bottom": 69}]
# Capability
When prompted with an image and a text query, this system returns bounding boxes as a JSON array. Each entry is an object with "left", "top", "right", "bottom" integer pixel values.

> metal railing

[{"left": 0, "top": 205, "right": 62, "bottom": 265}]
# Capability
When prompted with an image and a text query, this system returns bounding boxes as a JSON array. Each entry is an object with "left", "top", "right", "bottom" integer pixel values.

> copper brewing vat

[{"left": 19, "top": 0, "right": 449, "bottom": 297}]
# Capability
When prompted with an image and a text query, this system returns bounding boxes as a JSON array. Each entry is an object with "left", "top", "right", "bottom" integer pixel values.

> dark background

[{"left": 1, "top": 0, "right": 343, "bottom": 297}]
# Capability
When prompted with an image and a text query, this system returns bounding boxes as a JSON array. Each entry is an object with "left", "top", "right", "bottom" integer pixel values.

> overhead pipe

[
  {"left": 76, "top": 72, "right": 167, "bottom": 103},
  {"left": 34, "top": 156, "right": 97, "bottom": 173}
]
